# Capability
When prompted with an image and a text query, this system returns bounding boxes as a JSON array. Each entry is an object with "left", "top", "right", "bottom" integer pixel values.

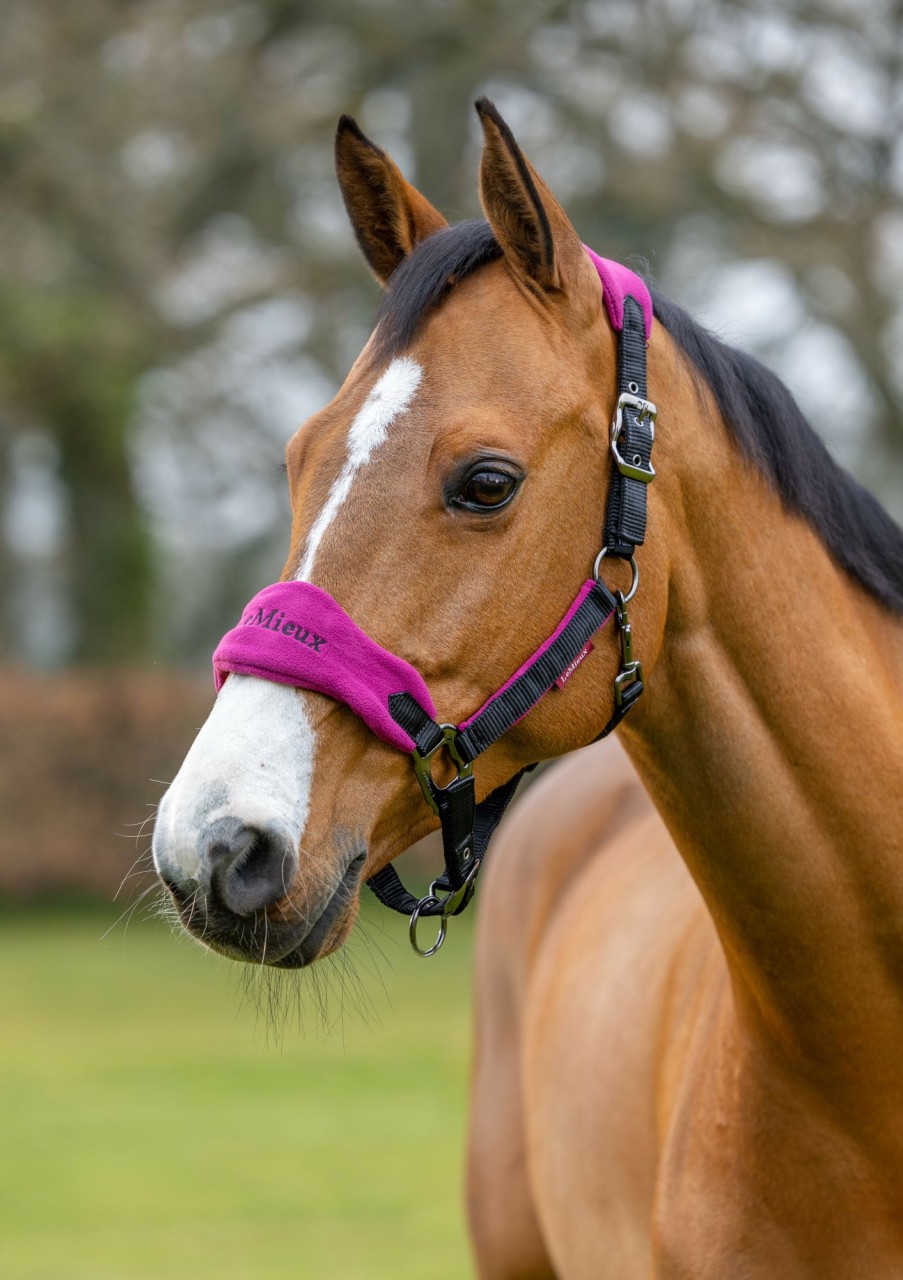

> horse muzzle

[{"left": 157, "top": 831, "right": 366, "bottom": 967}]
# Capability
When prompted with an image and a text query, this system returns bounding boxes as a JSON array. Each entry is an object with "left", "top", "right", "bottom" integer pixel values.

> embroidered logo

[
  {"left": 242, "top": 606, "right": 327, "bottom": 652},
  {"left": 554, "top": 641, "right": 593, "bottom": 689}
]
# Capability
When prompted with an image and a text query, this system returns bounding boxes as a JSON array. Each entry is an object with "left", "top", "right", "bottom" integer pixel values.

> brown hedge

[{"left": 0, "top": 668, "right": 213, "bottom": 900}]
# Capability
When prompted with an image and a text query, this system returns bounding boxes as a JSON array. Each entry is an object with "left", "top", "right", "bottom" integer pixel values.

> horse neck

[{"left": 621, "top": 334, "right": 903, "bottom": 1084}]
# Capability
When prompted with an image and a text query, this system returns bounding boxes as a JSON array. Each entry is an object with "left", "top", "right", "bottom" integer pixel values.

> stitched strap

[
  {"left": 456, "top": 578, "right": 617, "bottom": 763},
  {"left": 434, "top": 773, "right": 476, "bottom": 888},
  {"left": 386, "top": 575, "right": 617, "bottom": 771},
  {"left": 386, "top": 692, "right": 476, "bottom": 889},
  {"left": 603, "top": 295, "right": 654, "bottom": 557},
  {"left": 593, "top": 675, "right": 644, "bottom": 740},
  {"left": 386, "top": 693, "right": 445, "bottom": 756}
]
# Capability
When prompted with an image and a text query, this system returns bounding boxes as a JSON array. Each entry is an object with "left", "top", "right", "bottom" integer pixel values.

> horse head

[{"left": 152, "top": 101, "right": 671, "bottom": 967}]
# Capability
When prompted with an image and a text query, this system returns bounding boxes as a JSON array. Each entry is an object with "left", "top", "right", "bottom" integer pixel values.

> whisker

[
  {"left": 112, "top": 848, "right": 156, "bottom": 901},
  {"left": 100, "top": 882, "right": 159, "bottom": 941}
]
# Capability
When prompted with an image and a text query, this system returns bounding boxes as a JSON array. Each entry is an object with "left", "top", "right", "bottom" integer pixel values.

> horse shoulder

[
  {"left": 467, "top": 738, "right": 642, "bottom": 1278},
  {"left": 468, "top": 739, "right": 712, "bottom": 1278},
  {"left": 476, "top": 737, "right": 650, "bottom": 981}
]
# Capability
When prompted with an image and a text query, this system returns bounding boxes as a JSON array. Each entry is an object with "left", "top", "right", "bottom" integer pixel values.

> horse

[{"left": 152, "top": 100, "right": 903, "bottom": 1276}]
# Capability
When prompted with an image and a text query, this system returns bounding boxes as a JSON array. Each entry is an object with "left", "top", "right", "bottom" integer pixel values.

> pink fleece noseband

[
  {"left": 213, "top": 582, "right": 437, "bottom": 752},
  {"left": 212, "top": 578, "right": 609, "bottom": 753}
]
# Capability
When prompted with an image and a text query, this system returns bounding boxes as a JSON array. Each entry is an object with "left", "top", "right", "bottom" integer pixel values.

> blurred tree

[{"left": 0, "top": 0, "right": 899, "bottom": 665}]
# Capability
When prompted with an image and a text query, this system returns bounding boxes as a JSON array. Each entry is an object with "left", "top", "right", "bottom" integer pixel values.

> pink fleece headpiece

[{"left": 583, "top": 245, "right": 653, "bottom": 341}]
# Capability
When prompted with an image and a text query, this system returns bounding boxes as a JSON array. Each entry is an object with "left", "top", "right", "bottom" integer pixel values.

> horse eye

[{"left": 455, "top": 469, "right": 518, "bottom": 511}]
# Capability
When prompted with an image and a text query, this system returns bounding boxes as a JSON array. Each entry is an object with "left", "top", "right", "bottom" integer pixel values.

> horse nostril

[{"left": 205, "top": 819, "right": 298, "bottom": 917}]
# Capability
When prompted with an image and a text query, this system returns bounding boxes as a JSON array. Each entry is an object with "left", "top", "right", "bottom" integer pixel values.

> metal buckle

[
  {"left": 611, "top": 392, "right": 656, "bottom": 484},
  {"left": 614, "top": 590, "right": 644, "bottom": 707},
  {"left": 411, "top": 724, "right": 473, "bottom": 817},
  {"left": 614, "top": 662, "right": 644, "bottom": 706},
  {"left": 409, "top": 861, "right": 480, "bottom": 958}
]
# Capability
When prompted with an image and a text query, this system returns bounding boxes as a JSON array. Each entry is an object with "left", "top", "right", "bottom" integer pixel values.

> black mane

[{"left": 374, "top": 219, "right": 903, "bottom": 615}]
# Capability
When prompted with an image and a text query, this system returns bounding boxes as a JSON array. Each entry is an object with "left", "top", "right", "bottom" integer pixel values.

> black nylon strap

[
  {"left": 385, "top": 574, "right": 617, "bottom": 772},
  {"left": 455, "top": 578, "right": 617, "bottom": 764},
  {"left": 434, "top": 773, "right": 475, "bottom": 888},
  {"left": 386, "top": 693, "right": 445, "bottom": 755},
  {"left": 593, "top": 672, "right": 644, "bottom": 741},
  {"left": 369, "top": 578, "right": 618, "bottom": 919},
  {"left": 366, "top": 863, "right": 425, "bottom": 915},
  {"left": 366, "top": 770, "right": 526, "bottom": 917},
  {"left": 470, "top": 769, "right": 527, "bottom": 860},
  {"left": 603, "top": 295, "right": 653, "bottom": 557}
]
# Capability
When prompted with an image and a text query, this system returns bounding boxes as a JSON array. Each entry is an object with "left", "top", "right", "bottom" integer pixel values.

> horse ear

[
  {"left": 335, "top": 115, "right": 448, "bottom": 286},
  {"left": 475, "top": 98, "right": 588, "bottom": 298}
]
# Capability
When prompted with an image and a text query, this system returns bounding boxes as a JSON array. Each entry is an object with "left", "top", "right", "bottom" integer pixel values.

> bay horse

[{"left": 152, "top": 101, "right": 903, "bottom": 1276}]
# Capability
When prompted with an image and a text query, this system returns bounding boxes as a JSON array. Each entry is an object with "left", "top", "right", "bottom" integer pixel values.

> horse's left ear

[
  {"left": 475, "top": 98, "right": 591, "bottom": 301},
  {"left": 335, "top": 115, "right": 448, "bottom": 286}
]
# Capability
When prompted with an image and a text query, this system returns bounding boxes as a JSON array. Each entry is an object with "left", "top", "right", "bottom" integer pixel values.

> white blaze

[
  {"left": 154, "top": 356, "right": 423, "bottom": 894},
  {"left": 296, "top": 356, "right": 422, "bottom": 581}
]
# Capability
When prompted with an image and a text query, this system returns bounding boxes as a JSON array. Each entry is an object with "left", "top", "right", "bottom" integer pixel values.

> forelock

[{"left": 372, "top": 219, "right": 502, "bottom": 361}]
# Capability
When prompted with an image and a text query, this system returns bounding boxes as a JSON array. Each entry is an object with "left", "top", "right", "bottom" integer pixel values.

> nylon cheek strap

[{"left": 583, "top": 245, "right": 655, "bottom": 560}]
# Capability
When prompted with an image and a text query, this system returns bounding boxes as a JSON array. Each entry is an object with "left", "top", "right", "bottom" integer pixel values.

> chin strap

[{"left": 367, "top": 284, "right": 656, "bottom": 955}]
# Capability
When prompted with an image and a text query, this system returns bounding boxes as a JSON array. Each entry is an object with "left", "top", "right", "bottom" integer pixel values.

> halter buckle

[
  {"left": 411, "top": 723, "right": 473, "bottom": 817},
  {"left": 611, "top": 393, "right": 656, "bottom": 484},
  {"left": 614, "top": 591, "right": 644, "bottom": 708},
  {"left": 614, "top": 662, "right": 644, "bottom": 706}
]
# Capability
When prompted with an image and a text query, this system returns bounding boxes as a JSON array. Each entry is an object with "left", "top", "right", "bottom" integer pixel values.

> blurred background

[{"left": 1, "top": 0, "right": 900, "bottom": 1276}]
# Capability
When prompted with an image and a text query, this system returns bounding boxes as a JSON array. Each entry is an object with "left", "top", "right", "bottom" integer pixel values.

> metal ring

[
  {"left": 593, "top": 548, "right": 640, "bottom": 603},
  {"left": 409, "top": 897, "right": 447, "bottom": 958}
]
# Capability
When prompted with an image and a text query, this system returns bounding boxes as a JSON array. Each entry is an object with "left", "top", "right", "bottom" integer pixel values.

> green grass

[{"left": 0, "top": 900, "right": 476, "bottom": 1279}]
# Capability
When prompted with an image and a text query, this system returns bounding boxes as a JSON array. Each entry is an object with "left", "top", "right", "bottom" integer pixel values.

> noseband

[{"left": 212, "top": 249, "right": 655, "bottom": 955}]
